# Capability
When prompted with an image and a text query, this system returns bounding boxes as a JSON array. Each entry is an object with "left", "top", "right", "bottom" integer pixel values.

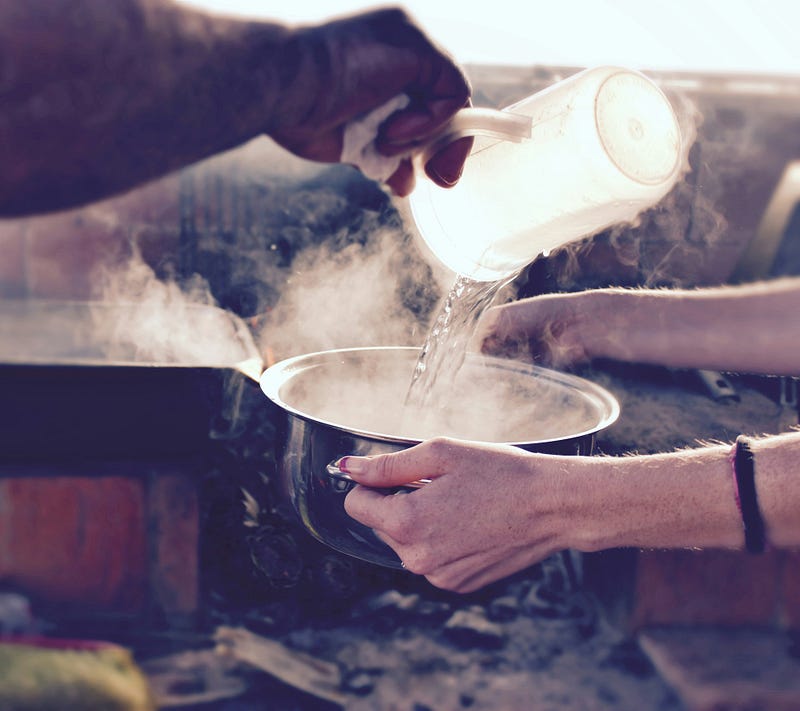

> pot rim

[{"left": 260, "top": 346, "right": 620, "bottom": 446}]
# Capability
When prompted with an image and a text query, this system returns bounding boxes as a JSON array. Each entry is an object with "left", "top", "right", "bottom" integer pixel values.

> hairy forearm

[
  {"left": 0, "top": 0, "right": 291, "bottom": 215},
  {"left": 560, "top": 429, "right": 800, "bottom": 553},
  {"left": 585, "top": 278, "right": 800, "bottom": 375}
]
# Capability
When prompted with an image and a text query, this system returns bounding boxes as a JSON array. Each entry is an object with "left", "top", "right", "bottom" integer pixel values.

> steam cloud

[
  {"left": 256, "top": 224, "right": 436, "bottom": 361},
  {"left": 80, "top": 141, "right": 442, "bottom": 376},
  {"left": 90, "top": 248, "right": 259, "bottom": 367}
]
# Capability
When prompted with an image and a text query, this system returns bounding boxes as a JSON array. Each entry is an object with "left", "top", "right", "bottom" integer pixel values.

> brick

[
  {"left": 0, "top": 220, "right": 27, "bottom": 298},
  {"left": 0, "top": 462, "right": 201, "bottom": 621},
  {"left": 780, "top": 551, "right": 800, "bottom": 629},
  {"left": 0, "top": 473, "right": 147, "bottom": 612},
  {"left": 639, "top": 626, "right": 800, "bottom": 711},
  {"left": 146, "top": 470, "right": 199, "bottom": 618},
  {"left": 630, "top": 549, "right": 784, "bottom": 628},
  {"left": 586, "top": 547, "right": 795, "bottom": 631}
]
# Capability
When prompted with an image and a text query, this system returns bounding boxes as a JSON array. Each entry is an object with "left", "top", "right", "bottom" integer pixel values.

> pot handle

[{"left": 326, "top": 459, "right": 431, "bottom": 490}]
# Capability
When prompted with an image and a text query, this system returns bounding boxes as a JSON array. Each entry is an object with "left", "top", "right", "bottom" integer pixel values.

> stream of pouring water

[{"left": 403, "top": 273, "right": 514, "bottom": 425}]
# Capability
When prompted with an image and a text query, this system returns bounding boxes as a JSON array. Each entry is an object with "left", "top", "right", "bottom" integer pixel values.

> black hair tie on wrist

[{"left": 731, "top": 435, "right": 767, "bottom": 554}]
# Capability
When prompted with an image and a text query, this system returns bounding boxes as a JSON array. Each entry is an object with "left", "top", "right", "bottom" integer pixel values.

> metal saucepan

[{"left": 260, "top": 346, "right": 620, "bottom": 569}]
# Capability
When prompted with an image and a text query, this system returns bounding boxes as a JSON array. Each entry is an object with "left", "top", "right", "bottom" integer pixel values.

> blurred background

[{"left": 180, "top": 0, "right": 800, "bottom": 76}]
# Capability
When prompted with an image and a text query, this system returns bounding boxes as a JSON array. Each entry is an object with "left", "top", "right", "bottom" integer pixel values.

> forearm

[
  {"left": 0, "top": 0, "right": 291, "bottom": 215},
  {"left": 584, "top": 278, "right": 800, "bottom": 375},
  {"left": 560, "top": 429, "right": 800, "bottom": 553}
]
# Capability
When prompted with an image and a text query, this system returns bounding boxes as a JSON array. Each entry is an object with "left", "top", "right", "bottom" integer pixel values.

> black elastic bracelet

[{"left": 733, "top": 435, "right": 767, "bottom": 554}]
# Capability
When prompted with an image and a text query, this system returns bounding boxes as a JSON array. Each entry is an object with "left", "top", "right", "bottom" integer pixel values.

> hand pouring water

[{"left": 345, "top": 66, "right": 683, "bottom": 282}]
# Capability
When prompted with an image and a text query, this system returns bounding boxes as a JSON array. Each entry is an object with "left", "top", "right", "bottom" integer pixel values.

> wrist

[
  {"left": 530, "top": 454, "right": 605, "bottom": 552},
  {"left": 550, "top": 455, "right": 616, "bottom": 553}
]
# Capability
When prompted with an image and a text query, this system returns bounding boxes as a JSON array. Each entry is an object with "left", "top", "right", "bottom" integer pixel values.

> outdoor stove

[
  {"left": 1, "top": 64, "right": 800, "bottom": 709},
  {"left": 0, "top": 299, "right": 262, "bottom": 627}
]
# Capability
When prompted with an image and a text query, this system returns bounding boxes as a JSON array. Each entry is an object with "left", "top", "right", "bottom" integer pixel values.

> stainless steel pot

[{"left": 260, "top": 346, "right": 619, "bottom": 569}]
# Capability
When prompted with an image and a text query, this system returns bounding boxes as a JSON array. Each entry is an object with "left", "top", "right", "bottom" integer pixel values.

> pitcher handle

[{"left": 418, "top": 107, "right": 532, "bottom": 167}]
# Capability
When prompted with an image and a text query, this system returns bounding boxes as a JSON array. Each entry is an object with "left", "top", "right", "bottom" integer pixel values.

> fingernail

[
  {"left": 337, "top": 456, "right": 368, "bottom": 475},
  {"left": 427, "top": 164, "right": 461, "bottom": 187}
]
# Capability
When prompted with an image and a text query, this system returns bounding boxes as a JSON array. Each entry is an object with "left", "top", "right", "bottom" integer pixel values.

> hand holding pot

[
  {"left": 342, "top": 437, "right": 575, "bottom": 593},
  {"left": 343, "top": 430, "right": 800, "bottom": 594}
]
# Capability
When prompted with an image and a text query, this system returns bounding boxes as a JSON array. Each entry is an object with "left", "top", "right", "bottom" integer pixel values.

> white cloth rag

[{"left": 341, "top": 94, "right": 410, "bottom": 183}]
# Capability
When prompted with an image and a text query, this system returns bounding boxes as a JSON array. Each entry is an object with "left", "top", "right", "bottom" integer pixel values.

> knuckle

[
  {"left": 400, "top": 556, "right": 420, "bottom": 575},
  {"left": 372, "top": 453, "right": 398, "bottom": 485},
  {"left": 412, "top": 550, "right": 437, "bottom": 576},
  {"left": 342, "top": 489, "right": 361, "bottom": 517},
  {"left": 425, "top": 571, "right": 461, "bottom": 593},
  {"left": 377, "top": 6, "right": 411, "bottom": 23},
  {"left": 401, "top": 539, "right": 440, "bottom": 574},
  {"left": 425, "top": 435, "right": 455, "bottom": 456},
  {"left": 424, "top": 436, "right": 464, "bottom": 467}
]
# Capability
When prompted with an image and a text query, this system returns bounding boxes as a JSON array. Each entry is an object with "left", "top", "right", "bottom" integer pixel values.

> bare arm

[
  {"left": 573, "top": 431, "right": 800, "bottom": 553},
  {"left": 0, "top": 0, "right": 289, "bottom": 214},
  {"left": 342, "top": 430, "right": 800, "bottom": 592},
  {"left": 0, "top": 1, "right": 470, "bottom": 215},
  {"left": 481, "top": 277, "right": 800, "bottom": 376}
]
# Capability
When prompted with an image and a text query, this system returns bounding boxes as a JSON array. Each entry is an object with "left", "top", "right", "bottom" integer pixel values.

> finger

[
  {"left": 477, "top": 307, "right": 530, "bottom": 358},
  {"left": 338, "top": 438, "right": 463, "bottom": 488},
  {"left": 482, "top": 304, "right": 575, "bottom": 367},
  {"left": 482, "top": 299, "right": 568, "bottom": 356},
  {"left": 377, "top": 99, "right": 470, "bottom": 156},
  {"left": 344, "top": 484, "right": 407, "bottom": 530},
  {"left": 384, "top": 158, "right": 416, "bottom": 196},
  {"left": 476, "top": 303, "right": 528, "bottom": 351},
  {"left": 380, "top": 122, "right": 471, "bottom": 194},
  {"left": 424, "top": 136, "right": 472, "bottom": 187},
  {"left": 389, "top": 65, "right": 471, "bottom": 147},
  {"left": 377, "top": 69, "right": 471, "bottom": 152},
  {"left": 480, "top": 333, "right": 529, "bottom": 359}
]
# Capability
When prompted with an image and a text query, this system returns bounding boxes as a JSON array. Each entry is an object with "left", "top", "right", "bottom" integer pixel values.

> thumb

[
  {"left": 337, "top": 438, "right": 458, "bottom": 488},
  {"left": 336, "top": 451, "right": 421, "bottom": 488}
]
